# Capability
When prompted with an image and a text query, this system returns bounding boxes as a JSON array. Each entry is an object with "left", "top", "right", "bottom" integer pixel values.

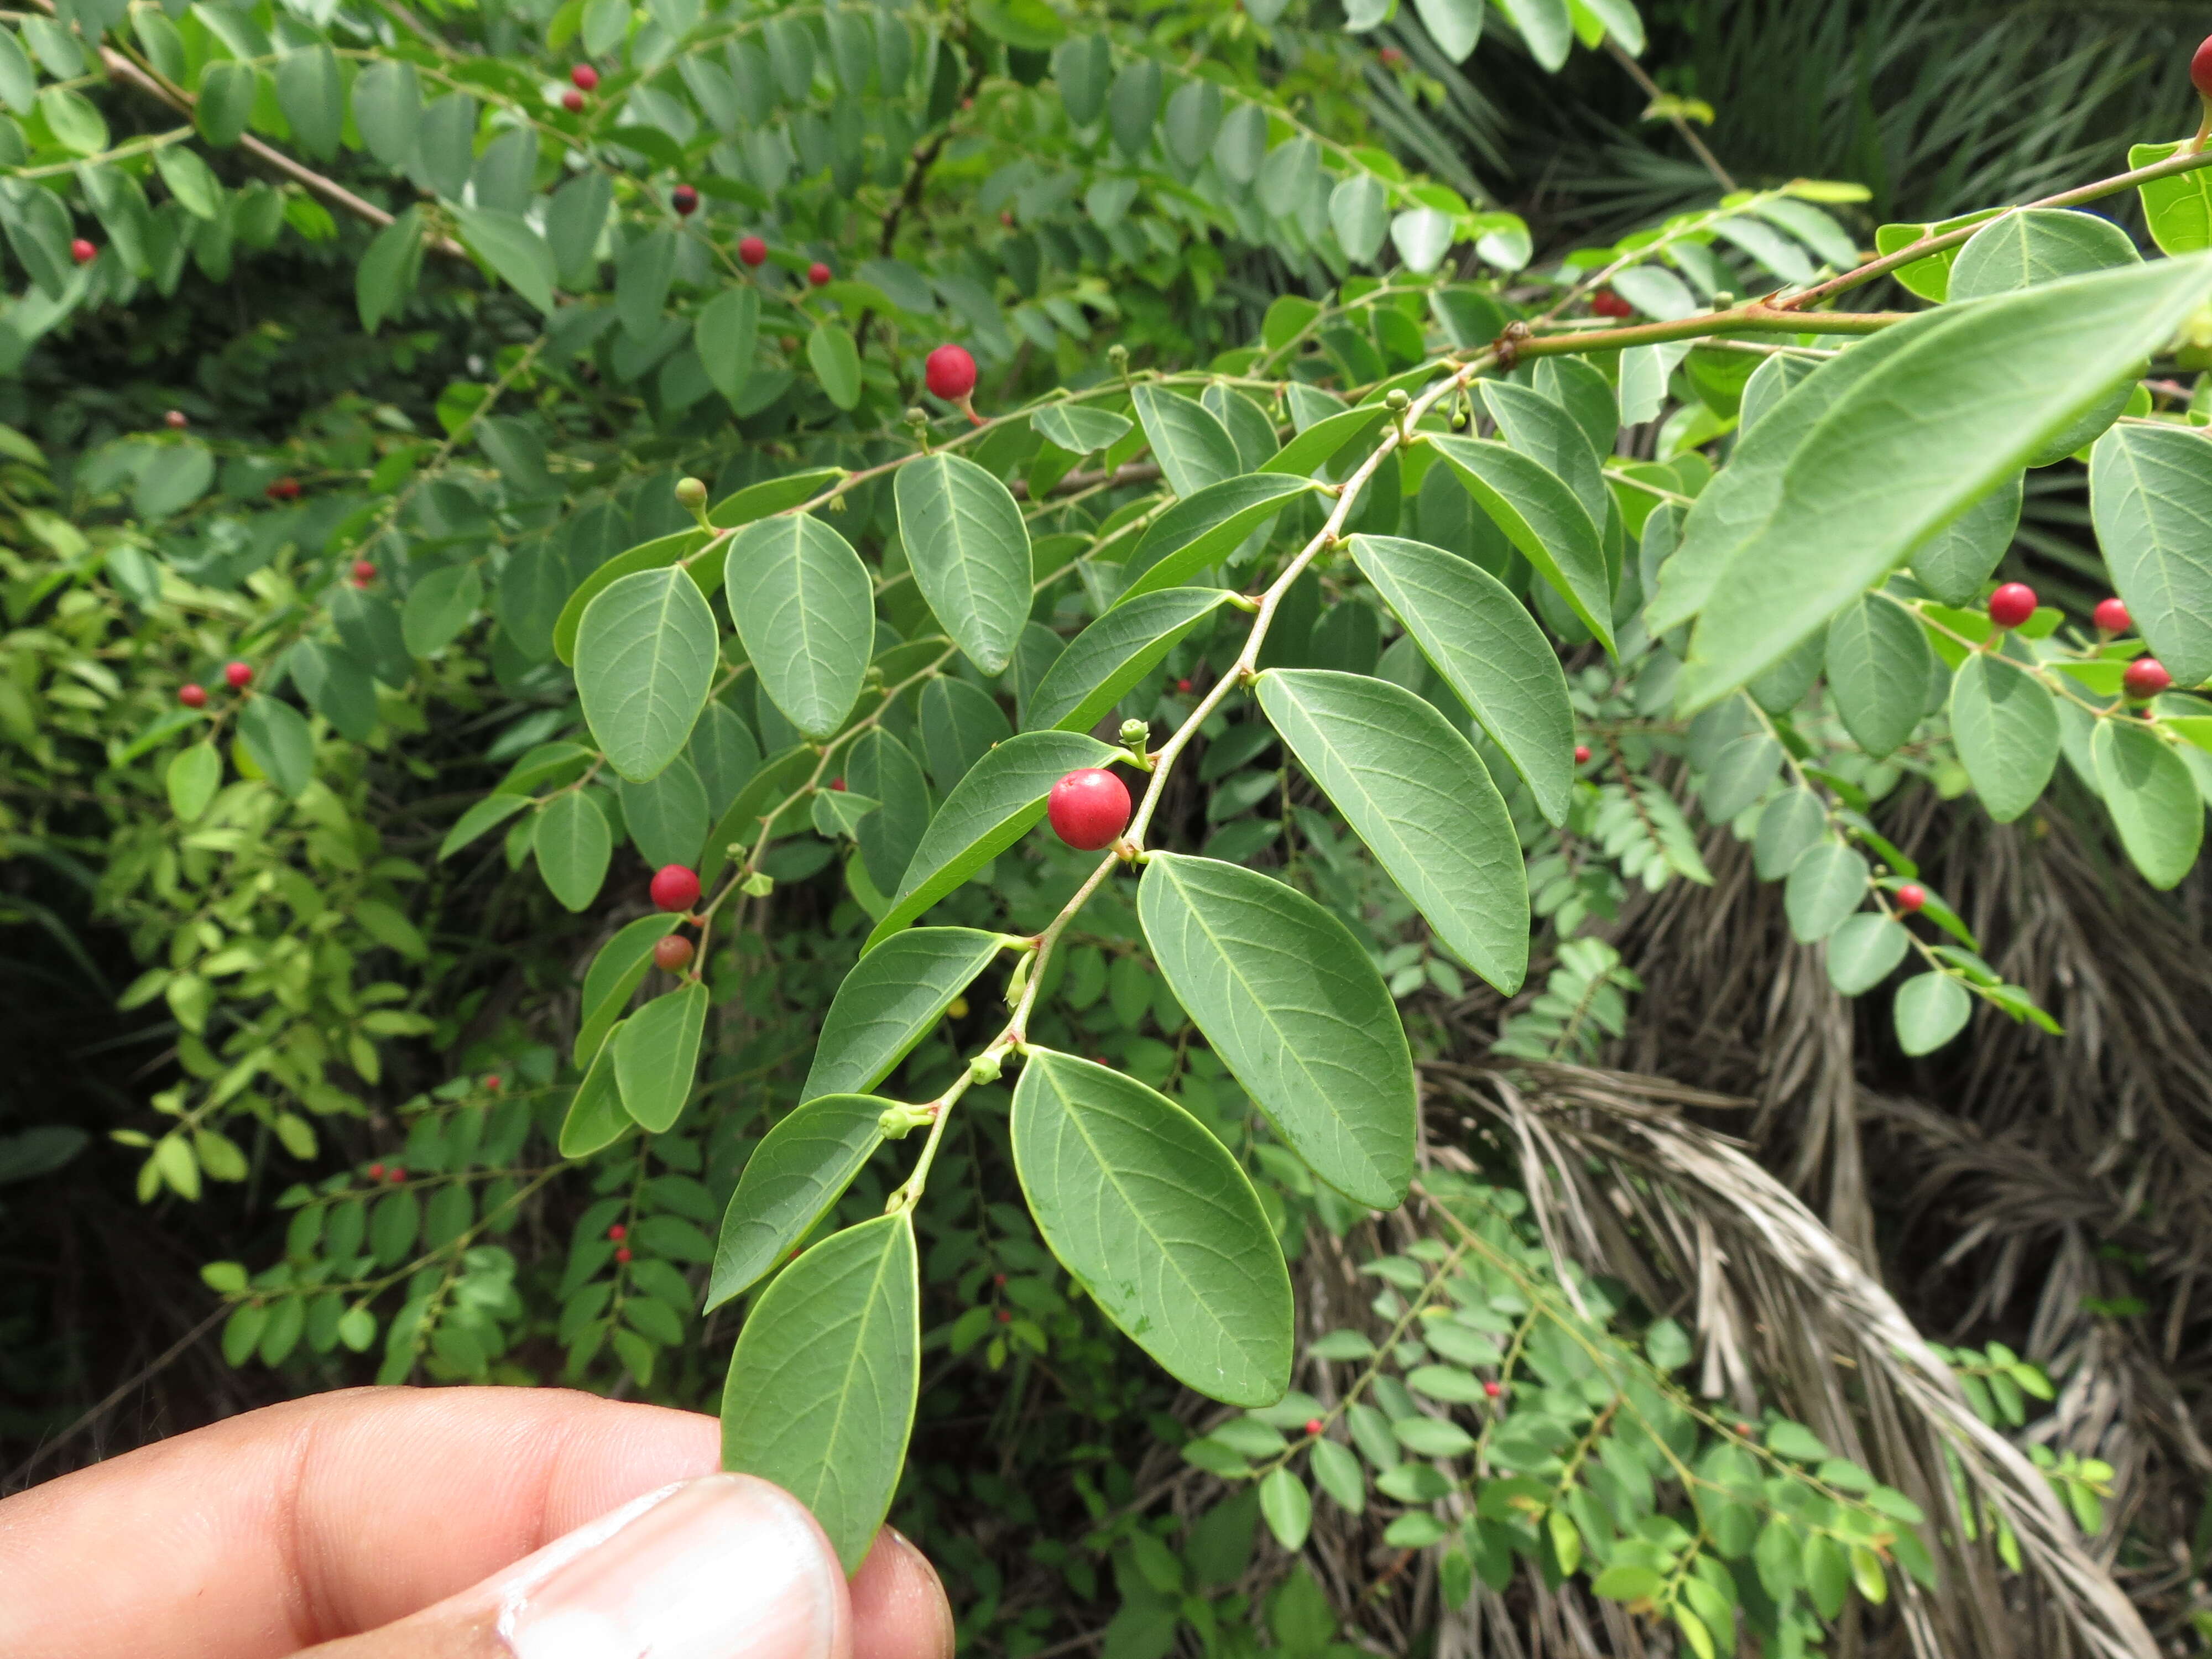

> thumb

[{"left": 301, "top": 1473, "right": 851, "bottom": 1659}]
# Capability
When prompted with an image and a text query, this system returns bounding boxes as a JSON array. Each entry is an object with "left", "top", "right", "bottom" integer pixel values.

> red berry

[
  {"left": 999, "top": 209, "right": 1015, "bottom": 227},
  {"left": 387, "top": 1165, "right": 406, "bottom": 1183},
  {"left": 1379, "top": 46, "right": 1404, "bottom": 65},
  {"left": 1483, "top": 1380, "right": 1503, "bottom": 1398},
  {"left": 992, "top": 1272, "right": 1007, "bottom": 1287},
  {"left": 1176, "top": 678, "right": 1193, "bottom": 694},
  {"left": 806, "top": 260, "right": 832, "bottom": 287},
  {"left": 739, "top": 235, "right": 768, "bottom": 267},
  {"left": 2125, "top": 657, "right": 2173, "bottom": 700},
  {"left": 1303, "top": 1417, "right": 1324, "bottom": 1436},
  {"left": 607, "top": 1223, "right": 627, "bottom": 1240},
  {"left": 1574, "top": 743, "right": 1593, "bottom": 764},
  {"left": 1987, "top": 582, "right": 2037, "bottom": 630},
  {"left": 1591, "top": 289, "right": 1634, "bottom": 319},
  {"left": 164, "top": 410, "right": 187, "bottom": 430},
  {"left": 924, "top": 343, "right": 978, "bottom": 401},
  {"left": 2094, "top": 597, "right": 2132, "bottom": 635},
  {"left": 224, "top": 661, "right": 253, "bottom": 689},
  {"left": 614, "top": 1246, "right": 633, "bottom": 1263},
  {"left": 1896, "top": 883, "right": 1927, "bottom": 913},
  {"left": 70, "top": 238, "right": 95, "bottom": 265},
  {"left": 672, "top": 184, "right": 698, "bottom": 217},
  {"left": 367, "top": 1162, "right": 384, "bottom": 1179},
  {"left": 653, "top": 933, "right": 695, "bottom": 972},
  {"left": 178, "top": 683, "right": 207, "bottom": 709},
  {"left": 571, "top": 63, "right": 598, "bottom": 91},
  {"left": 1048, "top": 768, "right": 1131, "bottom": 851},
  {"left": 352, "top": 559, "right": 377, "bottom": 583},
  {"left": 561, "top": 88, "right": 584, "bottom": 112},
  {"left": 830, "top": 776, "right": 846, "bottom": 791},
  {"left": 995, "top": 1308, "right": 1013, "bottom": 1324},
  {"left": 484, "top": 1074, "right": 501, "bottom": 1090},
  {"left": 650, "top": 864, "right": 701, "bottom": 912},
  {"left": 2195, "top": 34, "right": 2212, "bottom": 100},
  {"left": 266, "top": 477, "right": 300, "bottom": 502}
]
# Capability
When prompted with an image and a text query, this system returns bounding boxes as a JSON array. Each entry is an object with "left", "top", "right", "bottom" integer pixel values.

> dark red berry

[
  {"left": 1896, "top": 883, "right": 1927, "bottom": 913},
  {"left": 1379, "top": 46, "right": 1404, "bottom": 65},
  {"left": 387, "top": 1165, "right": 406, "bottom": 1183},
  {"left": 739, "top": 235, "right": 768, "bottom": 267},
  {"left": 614, "top": 1246, "right": 633, "bottom": 1263},
  {"left": 830, "top": 776, "right": 846, "bottom": 791},
  {"left": 70, "top": 238, "right": 95, "bottom": 265},
  {"left": 1048, "top": 768, "right": 1131, "bottom": 851},
  {"left": 2125, "top": 657, "right": 2173, "bottom": 700},
  {"left": 607, "top": 1223, "right": 627, "bottom": 1240},
  {"left": 2194, "top": 34, "right": 2212, "bottom": 100},
  {"left": 2094, "top": 597, "right": 2132, "bottom": 635},
  {"left": 995, "top": 1308, "right": 1013, "bottom": 1324},
  {"left": 178, "top": 683, "right": 207, "bottom": 709},
  {"left": 650, "top": 864, "right": 701, "bottom": 912},
  {"left": 1304, "top": 1417, "right": 1324, "bottom": 1436},
  {"left": 1574, "top": 743, "right": 1593, "bottom": 764},
  {"left": 671, "top": 184, "right": 698, "bottom": 217},
  {"left": 806, "top": 260, "right": 831, "bottom": 288},
  {"left": 224, "top": 661, "right": 253, "bottom": 689},
  {"left": 571, "top": 63, "right": 598, "bottom": 91},
  {"left": 266, "top": 477, "right": 300, "bottom": 502},
  {"left": 164, "top": 410, "right": 187, "bottom": 430},
  {"left": 561, "top": 88, "right": 585, "bottom": 112},
  {"left": 1591, "top": 289, "right": 1634, "bottom": 319},
  {"left": 1483, "top": 1380, "right": 1502, "bottom": 1399},
  {"left": 1987, "top": 582, "right": 2037, "bottom": 630},
  {"left": 352, "top": 560, "right": 377, "bottom": 584},
  {"left": 1176, "top": 678, "right": 1193, "bottom": 694},
  {"left": 367, "top": 1162, "right": 385, "bottom": 1179},
  {"left": 925, "top": 343, "right": 977, "bottom": 401},
  {"left": 992, "top": 1272, "right": 1006, "bottom": 1287},
  {"left": 484, "top": 1074, "right": 501, "bottom": 1091},
  {"left": 653, "top": 933, "right": 695, "bottom": 972}
]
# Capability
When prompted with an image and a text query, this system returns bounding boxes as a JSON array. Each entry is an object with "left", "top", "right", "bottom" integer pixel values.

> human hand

[{"left": 0, "top": 1385, "right": 952, "bottom": 1659}]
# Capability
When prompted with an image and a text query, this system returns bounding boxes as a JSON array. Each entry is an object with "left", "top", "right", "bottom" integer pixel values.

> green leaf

[
  {"left": 1120, "top": 473, "right": 1317, "bottom": 603},
  {"left": 195, "top": 60, "right": 254, "bottom": 147},
  {"left": 1785, "top": 841, "right": 1868, "bottom": 943},
  {"left": 1910, "top": 472, "right": 2023, "bottom": 608},
  {"left": 1349, "top": 535, "right": 1574, "bottom": 825},
  {"left": 708, "top": 1094, "right": 889, "bottom": 1308},
  {"left": 919, "top": 677, "right": 1011, "bottom": 790},
  {"left": 696, "top": 285, "right": 759, "bottom": 407},
  {"left": 2093, "top": 719, "right": 2204, "bottom": 890},
  {"left": 1823, "top": 596, "right": 1935, "bottom": 758},
  {"left": 1894, "top": 972, "right": 1970, "bottom": 1056},
  {"left": 1482, "top": 380, "right": 1608, "bottom": 532},
  {"left": 1703, "top": 731, "right": 1781, "bottom": 822},
  {"left": 1948, "top": 208, "right": 2139, "bottom": 304},
  {"left": 237, "top": 696, "right": 312, "bottom": 799},
  {"left": 1330, "top": 174, "right": 1389, "bottom": 264},
  {"left": 40, "top": 85, "right": 106, "bottom": 154},
  {"left": 1494, "top": 0, "right": 1571, "bottom": 68},
  {"left": 1132, "top": 384, "right": 1241, "bottom": 499},
  {"left": 451, "top": 206, "right": 557, "bottom": 315},
  {"left": 613, "top": 980, "right": 707, "bottom": 1131},
  {"left": 1428, "top": 435, "right": 1615, "bottom": 655},
  {"left": 1950, "top": 653, "right": 2058, "bottom": 824},
  {"left": 1826, "top": 912, "right": 1911, "bottom": 996},
  {"left": 807, "top": 321, "right": 861, "bottom": 409},
  {"left": 356, "top": 207, "right": 425, "bottom": 333},
  {"left": 618, "top": 757, "right": 708, "bottom": 869},
  {"left": 1138, "top": 852, "right": 1416, "bottom": 1208},
  {"left": 1262, "top": 405, "right": 1390, "bottom": 480},
  {"left": 1873, "top": 210, "right": 2006, "bottom": 303},
  {"left": 1027, "top": 588, "right": 1232, "bottom": 733},
  {"left": 2131, "top": 142, "right": 2212, "bottom": 256},
  {"left": 153, "top": 147, "right": 221, "bottom": 221},
  {"left": 559, "top": 1019, "right": 633, "bottom": 1156},
  {"left": 708, "top": 467, "right": 844, "bottom": 530},
  {"left": 845, "top": 728, "right": 928, "bottom": 895},
  {"left": 2089, "top": 424, "right": 2212, "bottom": 688},
  {"left": 401, "top": 564, "right": 482, "bottom": 657},
  {"left": 1258, "top": 669, "right": 1527, "bottom": 993},
  {"left": 1013, "top": 1050, "right": 1292, "bottom": 1405},
  {"left": 1754, "top": 785, "right": 1827, "bottom": 879},
  {"left": 351, "top": 59, "right": 420, "bottom": 168},
  {"left": 552, "top": 529, "right": 709, "bottom": 665},
  {"left": 576, "top": 567, "right": 718, "bottom": 782},
  {"left": 864, "top": 732, "right": 1117, "bottom": 950},
  {"left": 895, "top": 452, "right": 1034, "bottom": 675},
  {"left": 575, "top": 913, "right": 680, "bottom": 1065},
  {"left": 274, "top": 43, "right": 341, "bottom": 160},
  {"left": 1033, "top": 403, "right": 1132, "bottom": 455},
  {"left": 721, "top": 1213, "right": 919, "bottom": 1574},
  {"left": 804, "top": 928, "right": 1004, "bottom": 1100},
  {"left": 533, "top": 790, "right": 613, "bottom": 911},
  {"left": 1669, "top": 257, "right": 2212, "bottom": 711},
  {"left": 439, "top": 792, "right": 531, "bottom": 862},
  {"left": 724, "top": 514, "right": 874, "bottom": 740},
  {"left": 1310, "top": 1437, "right": 1366, "bottom": 1512},
  {"left": 1258, "top": 1467, "right": 1313, "bottom": 1550},
  {"left": 166, "top": 744, "right": 220, "bottom": 821},
  {"left": 132, "top": 444, "right": 214, "bottom": 519}
]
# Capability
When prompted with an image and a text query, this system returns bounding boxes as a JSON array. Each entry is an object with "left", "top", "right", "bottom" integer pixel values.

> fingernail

[{"left": 500, "top": 1473, "right": 841, "bottom": 1659}]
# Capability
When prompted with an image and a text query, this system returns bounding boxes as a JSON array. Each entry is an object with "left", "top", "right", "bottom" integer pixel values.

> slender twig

[
  {"left": 3, "top": 1306, "right": 224, "bottom": 1491},
  {"left": 1606, "top": 40, "right": 1736, "bottom": 194}
]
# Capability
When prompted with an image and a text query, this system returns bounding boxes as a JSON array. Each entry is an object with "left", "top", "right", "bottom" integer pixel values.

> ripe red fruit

[
  {"left": 806, "top": 260, "right": 832, "bottom": 287},
  {"left": 387, "top": 1165, "right": 407, "bottom": 1183},
  {"left": 571, "top": 63, "right": 598, "bottom": 90},
  {"left": 266, "top": 477, "right": 300, "bottom": 501},
  {"left": 1483, "top": 1380, "right": 1503, "bottom": 1399},
  {"left": 924, "top": 343, "right": 978, "bottom": 401},
  {"left": 2094, "top": 597, "right": 2132, "bottom": 634},
  {"left": 224, "top": 661, "right": 253, "bottom": 689},
  {"left": 1176, "top": 678, "right": 1193, "bottom": 694},
  {"left": 2195, "top": 34, "right": 2212, "bottom": 100},
  {"left": 367, "top": 1162, "right": 385, "bottom": 1179},
  {"left": 1303, "top": 1417, "right": 1324, "bottom": 1436},
  {"left": 830, "top": 776, "right": 846, "bottom": 791},
  {"left": 484, "top": 1074, "right": 501, "bottom": 1091},
  {"left": 352, "top": 559, "right": 377, "bottom": 583},
  {"left": 614, "top": 1246, "right": 633, "bottom": 1263},
  {"left": 178, "top": 683, "right": 207, "bottom": 709},
  {"left": 1591, "top": 289, "right": 1634, "bottom": 319},
  {"left": 607, "top": 1223, "right": 627, "bottom": 1240},
  {"left": 561, "top": 88, "right": 584, "bottom": 112},
  {"left": 739, "top": 235, "right": 768, "bottom": 267},
  {"left": 992, "top": 1272, "right": 1007, "bottom": 1287},
  {"left": 2124, "top": 657, "right": 2174, "bottom": 700},
  {"left": 671, "top": 184, "right": 698, "bottom": 217},
  {"left": 650, "top": 864, "right": 701, "bottom": 912},
  {"left": 1574, "top": 743, "right": 1593, "bottom": 764},
  {"left": 164, "top": 410, "right": 187, "bottom": 430},
  {"left": 995, "top": 1309, "right": 1013, "bottom": 1324},
  {"left": 70, "top": 238, "right": 95, "bottom": 265},
  {"left": 1896, "top": 883, "right": 1927, "bottom": 913},
  {"left": 1987, "top": 582, "right": 2037, "bottom": 630},
  {"left": 1048, "top": 768, "right": 1131, "bottom": 851},
  {"left": 653, "top": 933, "right": 695, "bottom": 972},
  {"left": 1378, "top": 45, "right": 1404, "bottom": 65}
]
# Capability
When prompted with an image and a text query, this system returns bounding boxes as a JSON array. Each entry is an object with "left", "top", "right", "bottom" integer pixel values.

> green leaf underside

[
  {"left": 576, "top": 568, "right": 718, "bottom": 782},
  {"left": 1258, "top": 670, "right": 1528, "bottom": 993},
  {"left": 1032, "top": 403, "right": 1133, "bottom": 454},
  {"left": 1120, "top": 473, "right": 1317, "bottom": 602},
  {"left": 1895, "top": 972, "right": 1970, "bottom": 1056},
  {"left": 575, "top": 914, "right": 680, "bottom": 1066},
  {"left": 1012, "top": 1051, "right": 1291, "bottom": 1406},
  {"left": 2089, "top": 424, "right": 2212, "bottom": 688},
  {"left": 559, "top": 1021, "right": 632, "bottom": 1157},
  {"left": 895, "top": 452, "right": 1034, "bottom": 675},
  {"left": 1827, "top": 913, "right": 1911, "bottom": 996},
  {"left": 708, "top": 467, "right": 843, "bottom": 529},
  {"left": 1349, "top": 534, "right": 1575, "bottom": 825},
  {"left": 614, "top": 980, "right": 707, "bottom": 1131},
  {"left": 552, "top": 529, "right": 708, "bottom": 666},
  {"left": 1950, "top": 653, "right": 2058, "bottom": 824},
  {"left": 1670, "top": 257, "right": 2212, "bottom": 711},
  {"left": 1133, "top": 384, "right": 1241, "bottom": 499},
  {"left": 1026, "top": 588, "right": 1233, "bottom": 732},
  {"left": 804, "top": 928, "right": 1004, "bottom": 1100},
  {"left": 1137, "top": 853, "right": 1416, "bottom": 1209},
  {"left": 1824, "top": 597, "right": 1932, "bottom": 758},
  {"left": 725, "top": 514, "right": 875, "bottom": 740},
  {"left": 707, "top": 1094, "right": 889, "bottom": 1308},
  {"left": 721, "top": 1213, "right": 919, "bottom": 1574},
  {"left": 864, "top": 733, "right": 1117, "bottom": 951},
  {"left": 1427, "top": 435, "right": 1616, "bottom": 655},
  {"left": 2093, "top": 719, "right": 2205, "bottom": 890},
  {"left": 533, "top": 791, "right": 612, "bottom": 911}
]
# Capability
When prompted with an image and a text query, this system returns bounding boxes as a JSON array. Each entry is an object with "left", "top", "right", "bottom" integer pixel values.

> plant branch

[{"left": 1606, "top": 40, "right": 1736, "bottom": 194}]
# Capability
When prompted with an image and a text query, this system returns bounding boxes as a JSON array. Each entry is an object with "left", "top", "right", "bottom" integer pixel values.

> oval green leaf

[
  {"left": 1785, "top": 840, "right": 1869, "bottom": 944},
  {"left": 552, "top": 529, "right": 710, "bottom": 666},
  {"left": 614, "top": 980, "right": 707, "bottom": 1131},
  {"left": 1427, "top": 435, "right": 1615, "bottom": 656},
  {"left": 575, "top": 912, "right": 681, "bottom": 1065},
  {"left": 1026, "top": 587, "right": 1234, "bottom": 733},
  {"left": 707, "top": 1094, "right": 888, "bottom": 1308},
  {"left": 1033, "top": 403, "right": 1133, "bottom": 455},
  {"left": 1950, "top": 652, "right": 2058, "bottom": 825},
  {"left": 804, "top": 927, "right": 1005, "bottom": 1100},
  {"left": 576, "top": 567, "right": 719, "bottom": 782},
  {"left": 1825, "top": 595, "right": 1936, "bottom": 757},
  {"left": 1119, "top": 473, "right": 1316, "bottom": 603},
  {"left": 2093, "top": 718, "right": 2204, "bottom": 890},
  {"left": 533, "top": 790, "right": 612, "bottom": 911},
  {"left": 1827, "top": 912, "right": 1910, "bottom": 996},
  {"left": 894, "top": 452, "right": 1034, "bottom": 676},
  {"left": 559, "top": 1019, "right": 633, "bottom": 1157},
  {"left": 1132, "top": 384, "right": 1241, "bottom": 499},
  {"left": 1894, "top": 972, "right": 1970, "bottom": 1056},
  {"left": 2089, "top": 423, "right": 2212, "bottom": 689},
  {"left": 724, "top": 513, "right": 874, "bottom": 740}
]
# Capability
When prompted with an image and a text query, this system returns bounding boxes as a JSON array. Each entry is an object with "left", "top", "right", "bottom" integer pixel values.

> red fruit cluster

[
  {"left": 650, "top": 864, "right": 701, "bottom": 912},
  {"left": 653, "top": 932, "right": 695, "bottom": 972},
  {"left": 561, "top": 88, "right": 585, "bottom": 112},
  {"left": 2094, "top": 596, "right": 2132, "bottom": 634},
  {"left": 571, "top": 63, "right": 599, "bottom": 90},
  {"left": 1987, "top": 582, "right": 2037, "bottom": 630},
  {"left": 70, "top": 237, "right": 95, "bottom": 265},
  {"left": 672, "top": 183, "right": 698, "bottom": 217},
  {"left": 739, "top": 235, "right": 768, "bottom": 267},
  {"left": 1591, "top": 289, "right": 1634, "bottom": 319},
  {"left": 1048, "top": 768, "right": 1131, "bottom": 851},
  {"left": 1895, "top": 883, "right": 1927, "bottom": 914},
  {"left": 806, "top": 260, "right": 832, "bottom": 288},
  {"left": 2125, "top": 658, "right": 2173, "bottom": 700},
  {"left": 924, "top": 342, "right": 977, "bottom": 401},
  {"left": 178, "top": 683, "right": 207, "bottom": 709},
  {"left": 225, "top": 661, "right": 253, "bottom": 689},
  {"left": 267, "top": 477, "right": 301, "bottom": 502}
]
